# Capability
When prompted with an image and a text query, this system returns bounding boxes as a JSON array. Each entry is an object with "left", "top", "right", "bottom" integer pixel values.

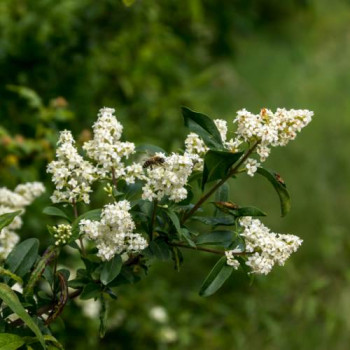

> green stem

[
  {"left": 182, "top": 141, "right": 259, "bottom": 223},
  {"left": 171, "top": 242, "right": 251, "bottom": 256},
  {"left": 72, "top": 199, "right": 86, "bottom": 257},
  {"left": 150, "top": 199, "right": 158, "bottom": 241}
]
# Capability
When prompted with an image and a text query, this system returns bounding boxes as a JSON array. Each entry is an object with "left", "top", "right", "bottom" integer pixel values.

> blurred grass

[{"left": 2, "top": 0, "right": 350, "bottom": 349}]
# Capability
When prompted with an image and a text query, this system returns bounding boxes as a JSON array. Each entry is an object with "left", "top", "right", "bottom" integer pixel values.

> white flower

[
  {"left": 83, "top": 107, "right": 136, "bottom": 179},
  {"left": 245, "top": 158, "right": 260, "bottom": 177},
  {"left": 47, "top": 130, "right": 96, "bottom": 204},
  {"left": 79, "top": 200, "right": 148, "bottom": 261},
  {"left": 0, "top": 182, "right": 45, "bottom": 260},
  {"left": 225, "top": 217, "right": 302, "bottom": 275},
  {"left": 225, "top": 250, "right": 240, "bottom": 269},
  {"left": 149, "top": 306, "right": 168, "bottom": 323},
  {"left": 142, "top": 153, "right": 193, "bottom": 203}
]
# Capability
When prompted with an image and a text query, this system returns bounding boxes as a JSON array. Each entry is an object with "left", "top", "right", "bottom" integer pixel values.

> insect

[
  {"left": 274, "top": 173, "right": 285, "bottom": 186},
  {"left": 142, "top": 156, "right": 165, "bottom": 169}
]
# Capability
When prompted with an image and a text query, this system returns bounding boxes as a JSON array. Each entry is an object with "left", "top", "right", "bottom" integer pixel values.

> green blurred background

[{"left": 1, "top": 0, "right": 350, "bottom": 349}]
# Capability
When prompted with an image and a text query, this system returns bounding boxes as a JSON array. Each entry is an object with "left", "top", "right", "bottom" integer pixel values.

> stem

[
  {"left": 72, "top": 199, "right": 86, "bottom": 257},
  {"left": 149, "top": 199, "right": 158, "bottom": 241},
  {"left": 111, "top": 167, "right": 118, "bottom": 190},
  {"left": 182, "top": 141, "right": 259, "bottom": 223},
  {"left": 171, "top": 242, "right": 251, "bottom": 256}
]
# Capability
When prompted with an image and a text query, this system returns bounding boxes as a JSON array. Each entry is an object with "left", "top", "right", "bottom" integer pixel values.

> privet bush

[{"left": 0, "top": 106, "right": 313, "bottom": 349}]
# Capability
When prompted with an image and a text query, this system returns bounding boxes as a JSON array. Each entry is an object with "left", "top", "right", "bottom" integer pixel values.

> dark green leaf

[
  {"left": 5, "top": 238, "right": 39, "bottom": 278},
  {"left": 0, "top": 211, "right": 22, "bottom": 231},
  {"left": 199, "top": 256, "right": 234, "bottom": 297},
  {"left": 100, "top": 255, "right": 122, "bottom": 285},
  {"left": 99, "top": 295, "right": 107, "bottom": 338},
  {"left": 80, "top": 283, "right": 101, "bottom": 300},
  {"left": 146, "top": 239, "right": 171, "bottom": 260},
  {"left": 0, "top": 283, "right": 46, "bottom": 349},
  {"left": 257, "top": 167, "right": 291, "bottom": 217},
  {"left": 192, "top": 216, "right": 235, "bottom": 226},
  {"left": 196, "top": 230, "right": 234, "bottom": 248},
  {"left": 202, "top": 150, "right": 243, "bottom": 189},
  {"left": 0, "top": 333, "right": 25, "bottom": 350},
  {"left": 182, "top": 107, "right": 224, "bottom": 150},
  {"left": 42, "top": 207, "right": 70, "bottom": 221}
]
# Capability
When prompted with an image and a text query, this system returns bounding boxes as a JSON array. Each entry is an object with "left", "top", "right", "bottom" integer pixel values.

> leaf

[
  {"left": 215, "top": 182, "right": 229, "bottom": 202},
  {"left": 196, "top": 230, "right": 234, "bottom": 248},
  {"left": 0, "top": 267, "right": 23, "bottom": 284},
  {"left": 5, "top": 239, "right": 39, "bottom": 278},
  {"left": 256, "top": 167, "right": 291, "bottom": 217},
  {"left": 192, "top": 216, "right": 235, "bottom": 226},
  {"left": 0, "top": 333, "right": 25, "bottom": 350},
  {"left": 99, "top": 295, "right": 107, "bottom": 338},
  {"left": 146, "top": 239, "right": 171, "bottom": 260},
  {"left": 23, "top": 246, "right": 58, "bottom": 298},
  {"left": 71, "top": 209, "right": 102, "bottom": 241},
  {"left": 199, "top": 256, "right": 234, "bottom": 297},
  {"left": 0, "top": 211, "right": 22, "bottom": 231},
  {"left": 182, "top": 107, "right": 224, "bottom": 150},
  {"left": 42, "top": 207, "right": 70, "bottom": 221},
  {"left": 0, "top": 283, "right": 46, "bottom": 349},
  {"left": 231, "top": 206, "right": 266, "bottom": 217},
  {"left": 100, "top": 255, "right": 123, "bottom": 285},
  {"left": 202, "top": 150, "right": 243, "bottom": 189},
  {"left": 80, "top": 283, "right": 101, "bottom": 300}
]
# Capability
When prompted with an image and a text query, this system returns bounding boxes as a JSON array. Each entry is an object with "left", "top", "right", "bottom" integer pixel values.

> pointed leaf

[
  {"left": 100, "top": 255, "right": 123, "bottom": 285},
  {"left": 5, "top": 239, "right": 39, "bottom": 278},
  {"left": 0, "top": 333, "right": 25, "bottom": 350},
  {"left": 0, "top": 211, "right": 22, "bottom": 231},
  {"left": 199, "top": 256, "right": 233, "bottom": 297},
  {"left": 257, "top": 167, "right": 291, "bottom": 216},
  {"left": 182, "top": 107, "right": 224, "bottom": 150},
  {"left": 196, "top": 230, "right": 234, "bottom": 247},
  {"left": 0, "top": 283, "right": 46, "bottom": 349},
  {"left": 202, "top": 150, "right": 243, "bottom": 189},
  {"left": 192, "top": 216, "right": 235, "bottom": 226},
  {"left": 42, "top": 207, "right": 70, "bottom": 221}
]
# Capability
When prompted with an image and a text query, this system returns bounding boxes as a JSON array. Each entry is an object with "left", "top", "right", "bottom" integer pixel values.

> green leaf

[
  {"left": 231, "top": 206, "right": 266, "bottom": 217},
  {"left": 42, "top": 207, "right": 70, "bottom": 221},
  {"left": 0, "top": 211, "right": 22, "bottom": 231},
  {"left": 192, "top": 216, "right": 235, "bottom": 226},
  {"left": 256, "top": 167, "right": 291, "bottom": 217},
  {"left": 196, "top": 230, "right": 233, "bottom": 248},
  {"left": 146, "top": 239, "right": 171, "bottom": 260},
  {"left": 80, "top": 283, "right": 101, "bottom": 300},
  {"left": 0, "top": 333, "right": 25, "bottom": 350},
  {"left": 23, "top": 246, "right": 58, "bottom": 299},
  {"left": 100, "top": 255, "right": 123, "bottom": 285},
  {"left": 0, "top": 283, "right": 46, "bottom": 349},
  {"left": 182, "top": 107, "right": 224, "bottom": 150},
  {"left": 99, "top": 295, "right": 107, "bottom": 338},
  {"left": 5, "top": 239, "right": 39, "bottom": 278},
  {"left": 199, "top": 256, "right": 234, "bottom": 297},
  {"left": 71, "top": 209, "right": 102, "bottom": 241},
  {"left": 202, "top": 150, "right": 243, "bottom": 189},
  {"left": 0, "top": 267, "right": 23, "bottom": 284}
]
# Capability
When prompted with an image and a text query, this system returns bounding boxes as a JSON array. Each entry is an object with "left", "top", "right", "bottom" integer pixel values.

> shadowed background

[{"left": 1, "top": 0, "right": 350, "bottom": 349}]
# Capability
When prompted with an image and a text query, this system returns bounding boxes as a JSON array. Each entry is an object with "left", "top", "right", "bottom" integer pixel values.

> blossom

[
  {"left": 52, "top": 224, "right": 72, "bottom": 246},
  {"left": 245, "top": 158, "right": 260, "bottom": 177},
  {"left": 225, "top": 217, "right": 302, "bottom": 274},
  {"left": 0, "top": 182, "right": 45, "bottom": 260},
  {"left": 79, "top": 200, "right": 148, "bottom": 261},
  {"left": 47, "top": 130, "right": 96, "bottom": 204},
  {"left": 142, "top": 152, "right": 193, "bottom": 203},
  {"left": 83, "top": 107, "right": 136, "bottom": 179}
]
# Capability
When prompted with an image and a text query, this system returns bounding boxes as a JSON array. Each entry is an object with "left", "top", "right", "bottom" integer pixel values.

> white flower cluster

[
  {"left": 0, "top": 182, "right": 45, "bottom": 260},
  {"left": 226, "top": 217, "right": 302, "bottom": 275},
  {"left": 52, "top": 224, "right": 72, "bottom": 246},
  {"left": 235, "top": 108, "right": 313, "bottom": 176},
  {"left": 79, "top": 200, "right": 148, "bottom": 261},
  {"left": 185, "top": 108, "right": 313, "bottom": 176},
  {"left": 47, "top": 130, "right": 96, "bottom": 204},
  {"left": 83, "top": 107, "right": 140, "bottom": 183},
  {"left": 142, "top": 153, "right": 193, "bottom": 203}
]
